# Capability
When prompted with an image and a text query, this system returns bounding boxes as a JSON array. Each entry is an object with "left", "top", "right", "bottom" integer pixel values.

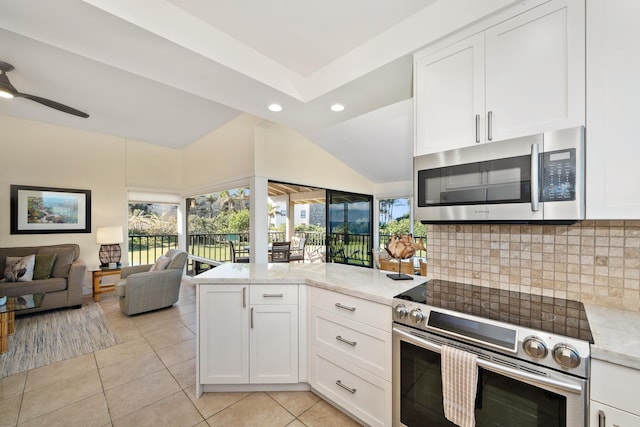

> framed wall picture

[{"left": 10, "top": 185, "right": 91, "bottom": 234}]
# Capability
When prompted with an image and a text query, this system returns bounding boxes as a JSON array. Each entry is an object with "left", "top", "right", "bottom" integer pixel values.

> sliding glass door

[{"left": 326, "top": 190, "right": 373, "bottom": 267}]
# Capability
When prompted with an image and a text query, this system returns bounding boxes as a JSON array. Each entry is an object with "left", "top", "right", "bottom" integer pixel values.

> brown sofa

[{"left": 0, "top": 244, "right": 86, "bottom": 314}]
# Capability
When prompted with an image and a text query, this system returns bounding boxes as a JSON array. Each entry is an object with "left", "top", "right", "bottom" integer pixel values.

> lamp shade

[{"left": 96, "top": 226, "right": 123, "bottom": 244}]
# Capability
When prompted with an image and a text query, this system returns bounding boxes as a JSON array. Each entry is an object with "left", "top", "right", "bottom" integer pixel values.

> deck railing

[{"left": 128, "top": 231, "right": 395, "bottom": 271}]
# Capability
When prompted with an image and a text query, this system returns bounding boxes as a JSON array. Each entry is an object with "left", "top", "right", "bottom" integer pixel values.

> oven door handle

[{"left": 393, "top": 327, "right": 583, "bottom": 395}]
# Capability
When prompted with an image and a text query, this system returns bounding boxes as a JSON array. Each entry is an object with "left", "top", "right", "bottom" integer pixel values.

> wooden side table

[{"left": 92, "top": 268, "right": 121, "bottom": 302}]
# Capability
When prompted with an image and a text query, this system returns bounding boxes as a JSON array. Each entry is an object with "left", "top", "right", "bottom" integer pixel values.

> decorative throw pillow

[
  {"left": 149, "top": 255, "right": 171, "bottom": 272},
  {"left": 4, "top": 254, "right": 36, "bottom": 282},
  {"left": 33, "top": 253, "right": 57, "bottom": 280}
]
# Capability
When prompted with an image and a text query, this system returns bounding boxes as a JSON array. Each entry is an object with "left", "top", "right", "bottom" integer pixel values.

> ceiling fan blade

[{"left": 16, "top": 92, "right": 89, "bottom": 118}]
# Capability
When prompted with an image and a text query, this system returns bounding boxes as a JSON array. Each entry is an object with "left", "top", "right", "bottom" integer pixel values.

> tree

[{"left": 229, "top": 209, "right": 250, "bottom": 232}]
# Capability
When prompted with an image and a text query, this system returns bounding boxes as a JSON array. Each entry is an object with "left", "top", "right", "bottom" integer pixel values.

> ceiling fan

[{"left": 0, "top": 61, "right": 89, "bottom": 118}]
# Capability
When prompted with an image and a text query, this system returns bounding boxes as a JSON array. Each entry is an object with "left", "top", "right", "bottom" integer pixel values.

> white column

[{"left": 250, "top": 175, "right": 269, "bottom": 263}]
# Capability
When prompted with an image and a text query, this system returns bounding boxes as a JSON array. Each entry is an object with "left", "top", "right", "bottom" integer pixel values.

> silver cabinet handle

[
  {"left": 598, "top": 410, "right": 605, "bottom": 427},
  {"left": 336, "top": 380, "right": 356, "bottom": 394},
  {"left": 530, "top": 143, "right": 540, "bottom": 212},
  {"left": 242, "top": 287, "right": 246, "bottom": 308},
  {"left": 250, "top": 307, "right": 254, "bottom": 328},
  {"left": 263, "top": 293, "right": 283, "bottom": 298},
  {"left": 475, "top": 114, "right": 480, "bottom": 143},
  {"left": 487, "top": 110, "right": 493, "bottom": 141},
  {"left": 336, "top": 335, "right": 357, "bottom": 346},
  {"left": 335, "top": 302, "right": 356, "bottom": 312}
]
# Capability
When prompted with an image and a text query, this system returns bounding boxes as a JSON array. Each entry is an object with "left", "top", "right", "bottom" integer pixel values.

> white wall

[
  {"left": 257, "top": 121, "right": 374, "bottom": 194},
  {"left": 126, "top": 140, "right": 183, "bottom": 193},
  {"left": 0, "top": 115, "right": 183, "bottom": 288},
  {"left": 181, "top": 114, "right": 256, "bottom": 195},
  {"left": 0, "top": 116, "right": 126, "bottom": 287}
]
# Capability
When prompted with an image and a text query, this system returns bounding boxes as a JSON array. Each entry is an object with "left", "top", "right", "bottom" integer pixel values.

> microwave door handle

[{"left": 531, "top": 144, "right": 540, "bottom": 212}]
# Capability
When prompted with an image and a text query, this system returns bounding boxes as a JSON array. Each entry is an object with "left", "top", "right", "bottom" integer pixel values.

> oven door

[{"left": 392, "top": 325, "right": 587, "bottom": 427}]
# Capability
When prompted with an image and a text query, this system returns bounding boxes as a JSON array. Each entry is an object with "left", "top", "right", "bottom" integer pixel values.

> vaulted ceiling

[{"left": 0, "top": 0, "right": 512, "bottom": 183}]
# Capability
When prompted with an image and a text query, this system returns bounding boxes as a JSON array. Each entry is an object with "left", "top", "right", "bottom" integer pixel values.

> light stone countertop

[
  {"left": 191, "top": 262, "right": 425, "bottom": 306},
  {"left": 192, "top": 263, "right": 640, "bottom": 370},
  {"left": 585, "top": 303, "right": 640, "bottom": 370}
]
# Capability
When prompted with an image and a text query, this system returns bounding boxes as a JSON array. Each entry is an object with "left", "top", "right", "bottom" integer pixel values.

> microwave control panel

[{"left": 540, "top": 149, "right": 576, "bottom": 202}]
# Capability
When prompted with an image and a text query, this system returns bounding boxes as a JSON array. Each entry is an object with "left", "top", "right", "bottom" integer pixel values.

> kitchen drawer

[
  {"left": 250, "top": 284, "right": 298, "bottom": 305},
  {"left": 310, "top": 307, "right": 391, "bottom": 381},
  {"left": 309, "top": 286, "right": 391, "bottom": 331},
  {"left": 591, "top": 359, "right": 640, "bottom": 416},
  {"left": 310, "top": 347, "right": 391, "bottom": 427}
]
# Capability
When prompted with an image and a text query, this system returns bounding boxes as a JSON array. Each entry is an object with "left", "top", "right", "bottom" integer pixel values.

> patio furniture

[
  {"left": 229, "top": 241, "right": 250, "bottom": 263},
  {"left": 269, "top": 241, "right": 291, "bottom": 263},
  {"left": 289, "top": 236, "right": 306, "bottom": 262}
]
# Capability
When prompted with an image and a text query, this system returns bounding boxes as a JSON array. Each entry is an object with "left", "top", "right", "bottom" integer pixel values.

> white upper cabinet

[
  {"left": 414, "top": 33, "right": 485, "bottom": 155},
  {"left": 586, "top": 0, "right": 640, "bottom": 219},
  {"left": 414, "top": 0, "right": 585, "bottom": 156}
]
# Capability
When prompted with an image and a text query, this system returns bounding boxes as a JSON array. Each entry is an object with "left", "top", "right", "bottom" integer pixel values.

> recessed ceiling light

[
  {"left": 330, "top": 103, "right": 345, "bottom": 112},
  {"left": 268, "top": 103, "right": 283, "bottom": 112}
]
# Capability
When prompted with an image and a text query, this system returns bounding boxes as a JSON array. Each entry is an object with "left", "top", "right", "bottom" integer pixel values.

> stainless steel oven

[
  {"left": 413, "top": 126, "right": 585, "bottom": 223},
  {"left": 392, "top": 280, "right": 592, "bottom": 427}
]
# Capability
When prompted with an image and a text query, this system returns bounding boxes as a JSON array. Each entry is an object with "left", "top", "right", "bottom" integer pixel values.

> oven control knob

[
  {"left": 409, "top": 308, "right": 425, "bottom": 325},
  {"left": 394, "top": 304, "right": 409, "bottom": 320},
  {"left": 552, "top": 344, "right": 581, "bottom": 369},
  {"left": 522, "top": 336, "right": 548, "bottom": 359}
]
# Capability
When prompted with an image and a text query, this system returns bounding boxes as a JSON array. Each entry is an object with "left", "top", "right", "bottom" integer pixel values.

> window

[
  {"left": 327, "top": 190, "right": 373, "bottom": 267},
  {"left": 128, "top": 202, "right": 179, "bottom": 265},
  {"left": 300, "top": 209, "right": 306, "bottom": 219},
  {"left": 378, "top": 197, "right": 426, "bottom": 259},
  {"left": 186, "top": 187, "right": 251, "bottom": 267}
]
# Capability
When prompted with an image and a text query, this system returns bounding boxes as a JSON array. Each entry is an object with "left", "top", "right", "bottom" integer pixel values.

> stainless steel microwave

[{"left": 414, "top": 126, "right": 585, "bottom": 223}]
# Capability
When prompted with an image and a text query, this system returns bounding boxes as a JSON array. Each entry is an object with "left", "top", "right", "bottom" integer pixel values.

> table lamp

[{"left": 96, "top": 226, "right": 123, "bottom": 268}]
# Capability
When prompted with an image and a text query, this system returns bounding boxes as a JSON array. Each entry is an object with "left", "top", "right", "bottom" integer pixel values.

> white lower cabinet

[
  {"left": 250, "top": 285, "right": 298, "bottom": 384},
  {"left": 590, "top": 401, "right": 640, "bottom": 427},
  {"left": 198, "top": 283, "right": 299, "bottom": 387},
  {"left": 308, "top": 286, "right": 392, "bottom": 427},
  {"left": 311, "top": 347, "right": 391, "bottom": 427},
  {"left": 590, "top": 359, "right": 640, "bottom": 426},
  {"left": 198, "top": 284, "right": 249, "bottom": 384}
]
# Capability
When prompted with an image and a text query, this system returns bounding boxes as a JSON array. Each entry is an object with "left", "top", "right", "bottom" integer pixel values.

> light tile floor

[{"left": 0, "top": 281, "right": 362, "bottom": 426}]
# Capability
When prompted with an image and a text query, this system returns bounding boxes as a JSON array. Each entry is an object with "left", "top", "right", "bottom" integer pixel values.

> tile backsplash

[{"left": 425, "top": 221, "right": 640, "bottom": 311}]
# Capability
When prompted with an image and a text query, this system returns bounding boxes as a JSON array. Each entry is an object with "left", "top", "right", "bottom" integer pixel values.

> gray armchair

[{"left": 115, "top": 249, "right": 187, "bottom": 315}]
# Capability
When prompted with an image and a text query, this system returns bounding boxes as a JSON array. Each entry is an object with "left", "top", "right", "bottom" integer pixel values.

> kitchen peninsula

[{"left": 192, "top": 262, "right": 422, "bottom": 427}]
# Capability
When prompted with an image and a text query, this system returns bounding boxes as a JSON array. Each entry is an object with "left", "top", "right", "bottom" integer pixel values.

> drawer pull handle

[
  {"left": 598, "top": 410, "right": 605, "bottom": 427},
  {"left": 335, "top": 303, "right": 356, "bottom": 312},
  {"left": 263, "top": 293, "right": 284, "bottom": 298},
  {"left": 336, "top": 380, "right": 356, "bottom": 394},
  {"left": 336, "top": 335, "right": 357, "bottom": 346}
]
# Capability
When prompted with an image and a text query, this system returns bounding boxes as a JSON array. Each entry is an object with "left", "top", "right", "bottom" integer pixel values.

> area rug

[{"left": 0, "top": 302, "right": 122, "bottom": 379}]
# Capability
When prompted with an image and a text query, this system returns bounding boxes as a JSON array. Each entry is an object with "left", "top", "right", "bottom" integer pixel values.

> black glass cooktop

[{"left": 395, "top": 279, "right": 593, "bottom": 343}]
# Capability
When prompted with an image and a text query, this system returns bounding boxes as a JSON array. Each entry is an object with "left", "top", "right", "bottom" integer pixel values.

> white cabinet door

[
  {"left": 250, "top": 304, "right": 299, "bottom": 384},
  {"left": 485, "top": 0, "right": 585, "bottom": 142},
  {"left": 586, "top": 0, "right": 640, "bottom": 218},
  {"left": 414, "top": 33, "right": 485, "bottom": 155},
  {"left": 590, "top": 401, "right": 640, "bottom": 427},
  {"left": 199, "top": 285, "right": 249, "bottom": 384}
]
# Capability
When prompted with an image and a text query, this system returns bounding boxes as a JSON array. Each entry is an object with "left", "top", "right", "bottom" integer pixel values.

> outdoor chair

[
  {"left": 229, "top": 241, "right": 250, "bottom": 263},
  {"left": 289, "top": 236, "right": 306, "bottom": 262},
  {"left": 115, "top": 249, "right": 187, "bottom": 315},
  {"left": 269, "top": 241, "right": 291, "bottom": 263}
]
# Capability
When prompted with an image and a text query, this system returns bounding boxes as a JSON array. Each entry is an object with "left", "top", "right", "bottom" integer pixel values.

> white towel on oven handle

[{"left": 441, "top": 345, "right": 478, "bottom": 427}]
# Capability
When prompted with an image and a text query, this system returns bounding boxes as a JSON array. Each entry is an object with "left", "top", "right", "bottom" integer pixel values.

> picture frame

[{"left": 10, "top": 185, "right": 91, "bottom": 234}]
